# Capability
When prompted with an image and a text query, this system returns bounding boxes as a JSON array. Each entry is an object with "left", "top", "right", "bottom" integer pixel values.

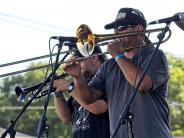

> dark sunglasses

[{"left": 115, "top": 25, "right": 136, "bottom": 31}]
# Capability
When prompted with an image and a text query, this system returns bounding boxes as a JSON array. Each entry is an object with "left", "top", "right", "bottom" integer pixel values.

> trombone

[
  {"left": 0, "top": 24, "right": 171, "bottom": 77},
  {"left": 15, "top": 73, "right": 68, "bottom": 102},
  {"left": 12, "top": 24, "right": 172, "bottom": 101},
  {"left": 76, "top": 24, "right": 171, "bottom": 57}
]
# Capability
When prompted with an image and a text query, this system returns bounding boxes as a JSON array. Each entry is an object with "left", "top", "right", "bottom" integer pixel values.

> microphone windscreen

[
  {"left": 15, "top": 86, "right": 23, "bottom": 97},
  {"left": 175, "top": 20, "right": 184, "bottom": 31}
]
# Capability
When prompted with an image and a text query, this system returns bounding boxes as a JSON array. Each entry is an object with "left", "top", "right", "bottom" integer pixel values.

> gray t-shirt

[{"left": 89, "top": 47, "right": 173, "bottom": 138}]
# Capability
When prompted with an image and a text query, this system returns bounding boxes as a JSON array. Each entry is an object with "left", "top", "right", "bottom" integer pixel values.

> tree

[
  {"left": 1, "top": 54, "right": 184, "bottom": 137},
  {"left": 167, "top": 54, "right": 184, "bottom": 136},
  {"left": 0, "top": 62, "right": 70, "bottom": 137}
]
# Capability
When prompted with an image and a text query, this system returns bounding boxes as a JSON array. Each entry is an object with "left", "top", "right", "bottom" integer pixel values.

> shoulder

[
  {"left": 142, "top": 47, "right": 166, "bottom": 57},
  {"left": 137, "top": 47, "right": 167, "bottom": 61},
  {"left": 96, "top": 59, "right": 116, "bottom": 76},
  {"left": 100, "top": 58, "right": 116, "bottom": 69}
]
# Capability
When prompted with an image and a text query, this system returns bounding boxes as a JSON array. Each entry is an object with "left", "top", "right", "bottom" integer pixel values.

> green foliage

[
  {"left": 167, "top": 54, "right": 184, "bottom": 136},
  {"left": 0, "top": 62, "right": 70, "bottom": 137},
  {"left": 1, "top": 55, "right": 184, "bottom": 137}
]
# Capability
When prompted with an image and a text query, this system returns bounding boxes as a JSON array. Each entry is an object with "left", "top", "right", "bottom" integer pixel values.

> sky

[{"left": 0, "top": 0, "right": 184, "bottom": 77}]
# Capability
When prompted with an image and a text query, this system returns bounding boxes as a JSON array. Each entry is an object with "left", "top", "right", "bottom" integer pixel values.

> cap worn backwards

[{"left": 105, "top": 8, "right": 147, "bottom": 30}]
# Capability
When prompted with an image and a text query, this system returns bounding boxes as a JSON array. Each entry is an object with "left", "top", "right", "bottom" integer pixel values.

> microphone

[
  {"left": 149, "top": 12, "right": 184, "bottom": 25},
  {"left": 15, "top": 86, "right": 25, "bottom": 102},
  {"left": 175, "top": 20, "right": 184, "bottom": 31},
  {"left": 50, "top": 36, "right": 77, "bottom": 43},
  {"left": 63, "top": 42, "right": 77, "bottom": 48},
  {"left": 15, "top": 86, "right": 24, "bottom": 97}
]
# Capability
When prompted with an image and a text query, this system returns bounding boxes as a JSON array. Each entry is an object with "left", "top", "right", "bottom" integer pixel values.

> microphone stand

[
  {"left": 111, "top": 23, "right": 171, "bottom": 138},
  {"left": 0, "top": 40, "right": 70, "bottom": 138},
  {"left": 36, "top": 40, "right": 64, "bottom": 138}
]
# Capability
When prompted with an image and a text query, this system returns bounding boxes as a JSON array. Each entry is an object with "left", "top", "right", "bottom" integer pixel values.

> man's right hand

[
  {"left": 107, "top": 38, "right": 126, "bottom": 58},
  {"left": 54, "top": 79, "right": 69, "bottom": 92},
  {"left": 64, "top": 59, "right": 82, "bottom": 78}
]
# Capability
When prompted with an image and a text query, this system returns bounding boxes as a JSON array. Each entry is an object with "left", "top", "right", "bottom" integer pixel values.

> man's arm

[
  {"left": 107, "top": 34, "right": 152, "bottom": 91},
  {"left": 70, "top": 82, "right": 108, "bottom": 114},
  {"left": 70, "top": 75, "right": 104, "bottom": 105},
  {"left": 54, "top": 79, "right": 106, "bottom": 117},
  {"left": 64, "top": 61, "right": 104, "bottom": 105},
  {"left": 82, "top": 99, "right": 108, "bottom": 114},
  {"left": 54, "top": 93, "right": 72, "bottom": 123},
  {"left": 54, "top": 79, "right": 72, "bottom": 123},
  {"left": 116, "top": 57, "right": 152, "bottom": 91}
]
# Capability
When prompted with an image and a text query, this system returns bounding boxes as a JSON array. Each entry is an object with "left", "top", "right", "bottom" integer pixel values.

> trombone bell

[{"left": 76, "top": 24, "right": 95, "bottom": 57}]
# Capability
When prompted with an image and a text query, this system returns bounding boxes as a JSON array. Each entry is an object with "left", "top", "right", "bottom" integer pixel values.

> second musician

[{"left": 53, "top": 46, "right": 110, "bottom": 138}]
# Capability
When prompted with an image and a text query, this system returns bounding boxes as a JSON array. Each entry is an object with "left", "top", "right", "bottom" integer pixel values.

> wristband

[
  {"left": 115, "top": 53, "right": 124, "bottom": 61},
  {"left": 54, "top": 92, "right": 63, "bottom": 98}
]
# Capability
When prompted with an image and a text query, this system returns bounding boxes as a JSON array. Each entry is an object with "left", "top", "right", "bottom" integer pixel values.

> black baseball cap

[{"left": 105, "top": 8, "right": 147, "bottom": 30}]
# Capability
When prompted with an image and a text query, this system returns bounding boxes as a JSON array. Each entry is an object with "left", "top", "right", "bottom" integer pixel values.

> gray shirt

[{"left": 89, "top": 47, "right": 173, "bottom": 138}]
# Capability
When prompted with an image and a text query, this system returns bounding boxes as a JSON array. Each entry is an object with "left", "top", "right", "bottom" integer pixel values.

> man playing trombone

[
  {"left": 53, "top": 46, "right": 110, "bottom": 138},
  {"left": 64, "top": 8, "right": 173, "bottom": 138}
]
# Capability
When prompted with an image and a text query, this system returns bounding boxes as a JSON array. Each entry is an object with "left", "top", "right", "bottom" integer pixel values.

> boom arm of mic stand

[
  {"left": 0, "top": 45, "right": 70, "bottom": 138},
  {"left": 111, "top": 23, "right": 171, "bottom": 138}
]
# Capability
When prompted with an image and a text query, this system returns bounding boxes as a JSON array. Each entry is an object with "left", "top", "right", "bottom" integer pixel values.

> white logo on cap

[
  {"left": 132, "top": 11, "right": 140, "bottom": 16},
  {"left": 131, "top": 9, "right": 143, "bottom": 18},
  {"left": 131, "top": 9, "right": 146, "bottom": 23},
  {"left": 116, "top": 12, "right": 126, "bottom": 20}
]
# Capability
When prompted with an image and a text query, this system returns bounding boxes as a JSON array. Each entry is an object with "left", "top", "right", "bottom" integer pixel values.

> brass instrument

[
  {"left": 1, "top": 24, "right": 171, "bottom": 78},
  {"left": 11, "top": 24, "right": 172, "bottom": 101},
  {"left": 76, "top": 24, "right": 172, "bottom": 56},
  {"left": 15, "top": 73, "right": 68, "bottom": 102}
]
